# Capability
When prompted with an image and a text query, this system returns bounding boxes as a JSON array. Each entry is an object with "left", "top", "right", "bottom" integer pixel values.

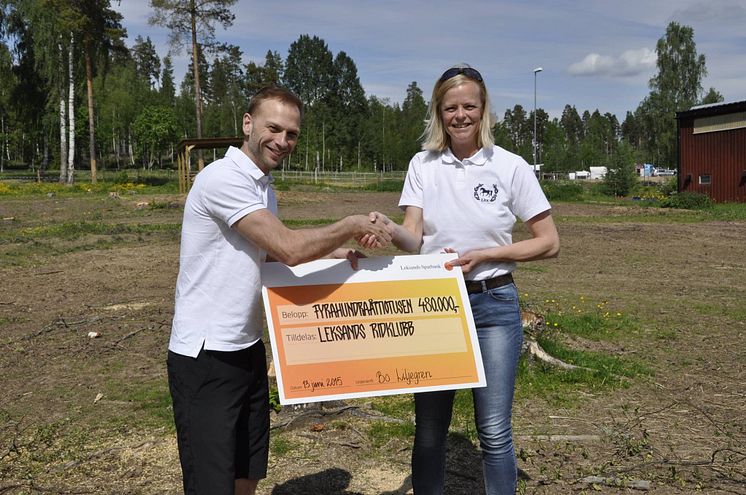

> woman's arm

[
  {"left": 448, "top": 210, "right": 559, "bottom": 273},
  {"left": 361, "top": 207, "right": 424, "bottom": 253}
]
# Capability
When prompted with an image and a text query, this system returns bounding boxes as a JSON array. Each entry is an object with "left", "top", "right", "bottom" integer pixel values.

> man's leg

[
  {"left": 168, "top": 348, "right": 253, "bottom": 494},
  {"left": 234, "top": 478, "right": 258, "bottom": 495},
  {"left": 234, "top": 341, "right": 270, "bottom": 494}
]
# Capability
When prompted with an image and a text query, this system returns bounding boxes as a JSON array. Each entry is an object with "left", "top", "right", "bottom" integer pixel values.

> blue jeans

[{"left": 412, "top": 283, "right": 523, "bottom": 495}]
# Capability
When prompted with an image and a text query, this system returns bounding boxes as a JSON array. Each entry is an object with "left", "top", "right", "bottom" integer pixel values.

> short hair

[
  {"left": 421, "top": 64, "right": 496, "bottom": 152},
  {"left": 247, "top": 86, "right": 304, "bottom": 119}
]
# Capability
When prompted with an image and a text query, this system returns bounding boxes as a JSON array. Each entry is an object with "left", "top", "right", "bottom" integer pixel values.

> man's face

[{"left": 243, "top": 98, "right": 301, "bottom": 174}]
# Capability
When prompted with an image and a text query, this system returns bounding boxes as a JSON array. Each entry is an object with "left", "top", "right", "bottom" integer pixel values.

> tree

[
  {"left": 284, "top": 34, "right": 334, "bottom": 106},
  {"left": 327, "top": 51, "right": 367, "bottom": 169},
  {"left": 700, "top": 88, "right": 724, "bottom": 105},
  {"left": 204, "top": 44, "right": 243, "bottom": 136},
  {"left": 502, "top": 105, "right": 531, "bottom": 160},
  {"left": 1, "top": 0, "right": 57, "bottom": 177},
  {"left": 245, "top": 50, "right": 284, "bottom": 100},
  {"left": 131, "top": 35, "right": 160, "bottom": 88},
  {"left": 635, "top": 22, "right": 710, "bottom": 167},
  {"left": 132, "top": 105, "right": 178, "bottom": 168},
  {"left": 149, "top": 0, "right": 236, "bottom": 169},
  {"left": 160, "top": 55, "right": 176, "bottom": 105},
  {"left": 399, "top": 81, "right": 427, "bottom": 161},
  {"left": 602, "top": 141, "right": 637, "bottom": 197},
  {"left": 56, "top": 0, "right": 126, "bottom": 183},
  {"left": 284, "top": 35, "right": 335, "bottom": 170},
  {"left": 0, "top": 40, "right": 15, "bottom": 173}
]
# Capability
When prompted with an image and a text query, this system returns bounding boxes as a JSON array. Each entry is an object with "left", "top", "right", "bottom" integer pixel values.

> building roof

[{"left": 677, "top": 100, "right": 746, "bottom": 119}]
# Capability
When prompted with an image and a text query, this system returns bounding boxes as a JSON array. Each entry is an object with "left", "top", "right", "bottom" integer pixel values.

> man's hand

[
  {"left": 357, "top": 211, "right": 395, "bottom": 249},
  {"left": 330, "top": 247, "right": 366, "bottom": 270}
]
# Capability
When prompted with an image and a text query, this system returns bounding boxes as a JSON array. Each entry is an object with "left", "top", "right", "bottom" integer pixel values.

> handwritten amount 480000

[{"left": 418, "top": 296, "right": 459, "bottom": 314}]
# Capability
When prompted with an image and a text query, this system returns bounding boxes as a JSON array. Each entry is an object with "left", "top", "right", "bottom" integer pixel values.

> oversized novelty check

[{"left": 261, "top": 253, "right": 485, "bottom": 405}]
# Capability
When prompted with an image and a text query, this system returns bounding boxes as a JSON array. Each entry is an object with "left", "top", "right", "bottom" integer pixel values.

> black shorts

[{"left": 167, "top": 341, "right": 270, "bottom": 494}]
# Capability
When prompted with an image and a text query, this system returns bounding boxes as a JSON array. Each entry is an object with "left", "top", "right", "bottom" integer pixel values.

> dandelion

[
  {"left": 553, "top": 323, "right": 558, "bottom": 327},
  {"left": 616, "top": 312, "right": 622, "bottom": 316}
]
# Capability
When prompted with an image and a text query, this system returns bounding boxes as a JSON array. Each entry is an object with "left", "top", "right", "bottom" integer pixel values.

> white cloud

[{"left": 568, "top": 48, "right": 656, "bottom": 77}]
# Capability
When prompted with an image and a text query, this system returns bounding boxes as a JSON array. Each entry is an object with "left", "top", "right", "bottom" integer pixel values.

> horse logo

[{"left": 473, "top": 183, "right": 499, "bottom": 202}]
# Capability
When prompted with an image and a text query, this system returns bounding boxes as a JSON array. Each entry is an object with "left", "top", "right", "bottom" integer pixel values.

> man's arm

[{"left": 234, "top": 209, "right": 392, "bottom": 266}]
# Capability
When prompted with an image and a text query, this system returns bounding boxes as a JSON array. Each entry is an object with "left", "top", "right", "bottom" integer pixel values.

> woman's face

[{"left": 440, "top": 80, "right": 483, "bottom": 149}]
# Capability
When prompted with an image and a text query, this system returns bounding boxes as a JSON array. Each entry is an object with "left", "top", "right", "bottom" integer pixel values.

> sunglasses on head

[{"left": 439, "top": 67, "right": 483, "bottom": 83}]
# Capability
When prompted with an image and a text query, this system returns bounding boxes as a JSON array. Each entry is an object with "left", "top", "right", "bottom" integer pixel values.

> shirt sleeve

[
  {"left": 510, "top": 158, "right": 552, "bottom": 222},
  {"left": 201, "top": 166, "right": 266, "bottom": 227},
  {"left": 399, "top": 154, "right": 424, "bottom": 209}
]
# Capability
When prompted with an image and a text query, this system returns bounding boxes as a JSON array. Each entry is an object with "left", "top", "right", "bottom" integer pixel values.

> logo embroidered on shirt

[{"left": 473, "top": 183, "right": 499, "bottom": 202}]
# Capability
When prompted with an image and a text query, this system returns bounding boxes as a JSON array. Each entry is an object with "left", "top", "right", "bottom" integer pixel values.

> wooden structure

[
  {"left": 677, "top": 100, "right": 746, "bottom": 203},
  {"left": 176, "top": 137, "right": 243, "bottom": 194}
]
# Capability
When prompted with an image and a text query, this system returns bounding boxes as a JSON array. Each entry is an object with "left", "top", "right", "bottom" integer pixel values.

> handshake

[{"left": 354, "top": 211, "right": 396, "bottom": 250}]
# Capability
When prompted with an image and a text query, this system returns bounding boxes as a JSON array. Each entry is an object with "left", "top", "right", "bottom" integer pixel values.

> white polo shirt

[
  {"left": 399, "top": 145, "right": 551, "bottom": 281},
  {"left": 169, "top": 146, "right": 276, "bottom": 358}
]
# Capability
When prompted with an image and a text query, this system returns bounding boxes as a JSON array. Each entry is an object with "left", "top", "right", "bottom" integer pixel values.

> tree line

[{"left": 0, "top": 0, "right": 724, "bottom": 184}]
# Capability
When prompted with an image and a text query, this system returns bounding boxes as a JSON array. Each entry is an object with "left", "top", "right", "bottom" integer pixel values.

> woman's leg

[
  {"left": 411, "top": 389, "right": 455, "bottom": 494},
  {"left": 469, "top": 284, "right": 523, "bottom": 495}
]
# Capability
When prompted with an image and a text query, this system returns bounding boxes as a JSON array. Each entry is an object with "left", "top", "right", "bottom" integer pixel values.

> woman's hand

[
  {"left": 357, "top": 211, "right": 394, "bottom": 249},
  {"left": 444, "top": 247, "right": 486, "bottom": 274}
]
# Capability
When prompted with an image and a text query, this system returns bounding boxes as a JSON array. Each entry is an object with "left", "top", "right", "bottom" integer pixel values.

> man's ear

[{"left": 242, "top": 112, "right": 252, "bottom": 137}]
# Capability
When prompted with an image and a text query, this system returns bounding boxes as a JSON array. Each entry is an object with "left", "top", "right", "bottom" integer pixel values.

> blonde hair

[{"left": 421, "top": 66, "right": 496, "bottom": 152}]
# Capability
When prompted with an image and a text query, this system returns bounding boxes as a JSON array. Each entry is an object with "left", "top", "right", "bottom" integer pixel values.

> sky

[{"left": 116, "top": 0, "right": 746, "bottom": 121}]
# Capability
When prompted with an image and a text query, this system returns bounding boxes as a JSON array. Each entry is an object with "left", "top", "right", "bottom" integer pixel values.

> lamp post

[{"left": 533, "top": 67, "right": 543, "bottom": 175}]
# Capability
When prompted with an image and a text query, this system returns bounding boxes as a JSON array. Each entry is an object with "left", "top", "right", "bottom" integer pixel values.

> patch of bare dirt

[{"left": 0, "top": 195, "right": 744, "bottom": 494}]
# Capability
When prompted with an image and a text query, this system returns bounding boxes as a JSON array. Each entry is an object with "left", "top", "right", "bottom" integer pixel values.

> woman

[{"left": 367, "top": 65, "right": 559, "bottom": 494}]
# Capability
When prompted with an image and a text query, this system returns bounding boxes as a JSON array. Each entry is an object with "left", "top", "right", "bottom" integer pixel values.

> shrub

[
  {"left": 658, "top": 177, "right": 678, "bottom": 196},
  {"left": 540, "top": 181, "right": 584, "bottom": 202},
  {"left": 363, "top": 179, "right": 404, "bottom": 192},
  {"left": 661, "top": 191, "right": 713, "bottom": 209}
]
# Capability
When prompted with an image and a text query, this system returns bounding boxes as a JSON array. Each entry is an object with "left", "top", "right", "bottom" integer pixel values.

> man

[{"left": 167, "top": 86, "right": 392, "bottom": 495}]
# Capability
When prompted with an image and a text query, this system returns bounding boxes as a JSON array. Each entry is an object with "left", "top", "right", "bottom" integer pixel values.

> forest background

[{"left": 0, "top": 0, "right": 730, "bottom": 188}]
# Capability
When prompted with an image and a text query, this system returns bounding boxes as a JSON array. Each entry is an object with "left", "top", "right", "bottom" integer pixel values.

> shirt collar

[
  {"left": 225, "top": 146, "right": 274, "bottom": 185},
  {"left": 441, "top": 146, "right": 489, "bottom": 166}
]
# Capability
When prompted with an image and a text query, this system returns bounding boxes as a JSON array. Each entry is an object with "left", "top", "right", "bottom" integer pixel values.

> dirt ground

[{"left": 0, "top": 191, "right": 744, "bottom": 494}]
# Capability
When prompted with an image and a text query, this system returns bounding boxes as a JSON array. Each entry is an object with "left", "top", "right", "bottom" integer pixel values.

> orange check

[{"left": 261, "top": 254, "right": 485, "bottom": 405}]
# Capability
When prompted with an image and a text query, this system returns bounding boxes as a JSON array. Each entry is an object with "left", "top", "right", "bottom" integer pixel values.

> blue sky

[{"left": 117, "top": 0, "right": 746, "bottom": 121}]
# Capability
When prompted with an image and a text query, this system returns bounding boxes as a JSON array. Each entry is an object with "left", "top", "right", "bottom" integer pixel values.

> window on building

[
  {"left": 699, "top": 174, "right": 712, "bottom": 185},
  {"left": 693, "top": 112, "right": 746, "bottom": 134}
]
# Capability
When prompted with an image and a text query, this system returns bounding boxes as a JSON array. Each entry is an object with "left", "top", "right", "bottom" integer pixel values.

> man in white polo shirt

[{"left": 167, "top": 87, "right": 393, "bottom": 495}]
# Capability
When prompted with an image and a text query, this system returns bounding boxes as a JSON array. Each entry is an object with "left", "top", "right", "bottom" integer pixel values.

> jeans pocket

[{"left": 485, "top": 283, "right": 518, "bottom": 303}]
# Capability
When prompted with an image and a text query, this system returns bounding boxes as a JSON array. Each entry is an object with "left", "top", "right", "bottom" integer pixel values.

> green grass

[
  {"left": 514, "top": 297, "right": 651, "bottom": 406},
  {"left": 270, "top": 434, "right": 297, "bottom": 456},
  {"left": 5, "top": 221, "right": 180, "bottom": 241},
  {"left": 544, "top": 311, "right": 639, "bottom": 342},
  {"left": 370, "top": 394, "right": 414, "bottom": 418},
  {"left": 556, "top": 201, "right": 746, "bottom": 223},
  {"left": 103, "top": 379, "right": 175, "bottom": 431},
  {"left": 692, "top": 302, "right": 746, "bottom": 322},
  {"left": 0, "top": 221, "right": 181, "bottom": 266},
  {"left": 0, "top": 178, "right": 179, "bottom": 197},
  {"left": 367, "top": 421, "right": 415, "bottom": 448},
  {"left": 515, "top": 346, "right": 649, "bottom": 407}
]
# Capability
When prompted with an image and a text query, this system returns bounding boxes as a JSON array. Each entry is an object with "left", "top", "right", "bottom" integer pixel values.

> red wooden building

[{"left": 677, "top": 100, "right": 746, "bottom": 203}]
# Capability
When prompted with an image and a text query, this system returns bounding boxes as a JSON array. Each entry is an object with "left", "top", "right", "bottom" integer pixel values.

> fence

[{"left": 275, "top": 169, "right": 406, "bottom": 186}]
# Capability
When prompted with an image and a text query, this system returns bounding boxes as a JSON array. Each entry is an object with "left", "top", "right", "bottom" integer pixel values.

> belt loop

[{"left": 480, "top": 280, "right": 487, "bottom": 292}]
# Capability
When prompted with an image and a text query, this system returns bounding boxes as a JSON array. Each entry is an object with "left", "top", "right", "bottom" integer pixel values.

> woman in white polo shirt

[{"left": 367, "top": 65, "right": 559, "bottom": 494}]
